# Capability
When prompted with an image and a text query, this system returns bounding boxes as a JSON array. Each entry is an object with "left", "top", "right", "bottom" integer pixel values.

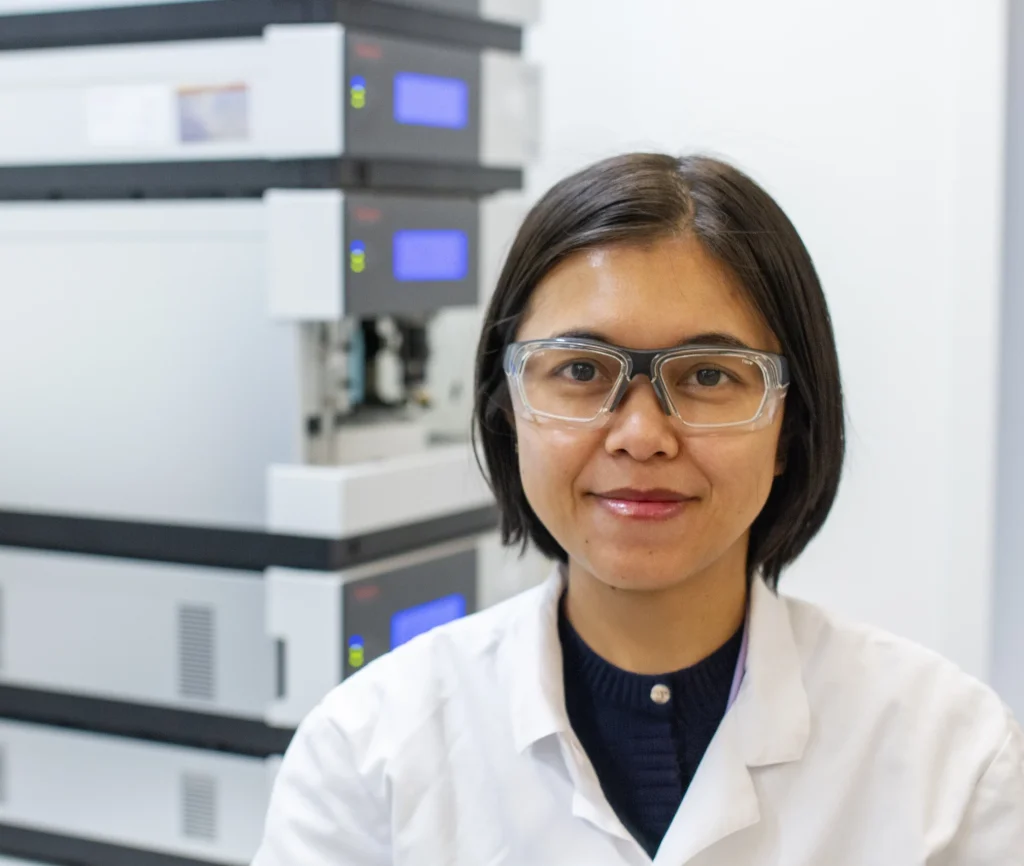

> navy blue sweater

[{"left": 559, "top": 605, "right": 744, "bottom": 859}]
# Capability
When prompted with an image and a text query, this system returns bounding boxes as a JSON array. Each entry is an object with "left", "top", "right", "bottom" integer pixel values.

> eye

[
  {"left": 550, "top": 357, "right": 615, "bottom": 383},
  {"left": 567, "top": 361, "right": 597, "bottom": 382},
  {"left": 693, "top": 368, "right": 726, "bottom": 387}
]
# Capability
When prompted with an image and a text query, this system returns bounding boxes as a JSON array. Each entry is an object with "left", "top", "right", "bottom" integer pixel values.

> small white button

[{"left": 650, "top": 684, "right": 672, "bottom": 705}]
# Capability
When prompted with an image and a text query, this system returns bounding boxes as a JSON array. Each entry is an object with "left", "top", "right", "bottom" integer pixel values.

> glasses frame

[{"left": 503, "top": 337, "right": 791, "bottom": 433}]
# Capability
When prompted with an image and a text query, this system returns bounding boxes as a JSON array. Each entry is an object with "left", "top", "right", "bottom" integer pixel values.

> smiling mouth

[{"left": 591, "top": 488, "right": 697, "bottom": 520}]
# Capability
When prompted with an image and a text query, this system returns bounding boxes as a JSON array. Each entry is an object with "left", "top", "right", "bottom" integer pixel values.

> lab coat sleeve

[
  {"left": 251, "top": 700, "right": 392, "bottom": 866},
  {"left": 933, "top": 713, "right": 1024, "bottom": 865}
]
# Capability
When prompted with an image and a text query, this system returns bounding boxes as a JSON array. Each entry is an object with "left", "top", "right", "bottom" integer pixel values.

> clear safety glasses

[{"left": 504, "top": 338, "right": 790, "bottom": 433}]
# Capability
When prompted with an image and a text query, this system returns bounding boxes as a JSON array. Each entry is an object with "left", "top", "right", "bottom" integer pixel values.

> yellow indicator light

[{"left": 348, "top": 643, "right": 366, "bottom": 669}]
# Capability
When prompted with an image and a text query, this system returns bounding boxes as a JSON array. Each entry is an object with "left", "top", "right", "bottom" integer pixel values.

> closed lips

[{"left": 595, "top": 488, "right": 694, "bottom": 501}]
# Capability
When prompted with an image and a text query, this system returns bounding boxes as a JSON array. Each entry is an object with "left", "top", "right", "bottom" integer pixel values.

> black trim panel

[
  {"left": 0, "top": 0, "right": 523, "bottom": 53},
  {"left": 0, "top": 684, "right": 294, "bottom": 756},
  {"left": 0, "top": 824, "right": 220, "bottom": 866},
  {"left": 0, "top": 506, "right": 499, "bottom": 571},
  {"left": 0, "top": 159, "right": 523, "bottom": 201},
  {"left": 363, "top": 159, "right": 521, "bottom": 193}
]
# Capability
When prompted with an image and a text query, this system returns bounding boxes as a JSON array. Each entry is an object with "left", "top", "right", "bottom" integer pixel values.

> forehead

[{"left": 516, "top": 235, "right": 778, "bottom": 352}]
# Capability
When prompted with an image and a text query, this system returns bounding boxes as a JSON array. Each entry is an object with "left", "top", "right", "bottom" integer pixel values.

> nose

[{"left": 603, "top": 377, "right": 681, "bottom": 461}]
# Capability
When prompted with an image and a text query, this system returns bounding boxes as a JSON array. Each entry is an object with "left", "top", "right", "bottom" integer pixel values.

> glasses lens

[
  {"left": 660, "top": 353, "right": 768, "bottom": 425},
  {"left": 520, "top": 347, "right": 624, "bottom": 420}
]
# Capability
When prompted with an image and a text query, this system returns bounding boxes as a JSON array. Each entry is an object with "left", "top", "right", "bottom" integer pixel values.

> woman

[{"left": 253, "top": 154, "right": 1024, "bottom": 865}]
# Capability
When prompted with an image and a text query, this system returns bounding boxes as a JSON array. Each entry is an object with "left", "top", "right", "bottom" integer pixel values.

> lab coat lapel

[
  {"left": 507, "top": 568, "right": 572, "bottom": 752},
  {"left": 653, "top": 708, "right": 759, "bottom": 864},
  {"left": 654, "top": 578, "right": 811, "bottom": 864}
]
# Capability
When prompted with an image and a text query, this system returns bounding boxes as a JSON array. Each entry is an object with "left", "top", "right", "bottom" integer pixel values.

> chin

[{"left": 580, "top": 546, "right": 708, "bottom": 593}]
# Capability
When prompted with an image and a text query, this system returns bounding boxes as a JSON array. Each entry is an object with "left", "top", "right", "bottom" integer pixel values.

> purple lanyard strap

[{"left": 726, "top": 604, "right": 751, "bottom": 710}]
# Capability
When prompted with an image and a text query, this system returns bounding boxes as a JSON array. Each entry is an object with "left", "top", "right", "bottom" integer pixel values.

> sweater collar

[{"left": 558, "top": 598, "right": 744, "bottom": 716}]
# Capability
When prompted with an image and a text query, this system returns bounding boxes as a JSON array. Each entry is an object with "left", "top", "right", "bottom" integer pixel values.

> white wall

[{"left": 526, "top": 0, "right": 1008, "bottom": 681}]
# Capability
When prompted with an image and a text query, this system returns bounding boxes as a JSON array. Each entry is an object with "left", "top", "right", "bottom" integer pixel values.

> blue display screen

[
  {"left": 393, "top": 72, "right": 469, "bottom": 129},
  {"left": 391, "top": 594, "right": 467, "bottom": 649},
  {"left": 393, "top": 229, "right": 469, "bottom": 282}
]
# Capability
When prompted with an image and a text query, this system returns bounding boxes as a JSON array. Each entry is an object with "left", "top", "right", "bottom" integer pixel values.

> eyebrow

[{"left": 550, "top": 329, "right": 755, "bottom": 351}]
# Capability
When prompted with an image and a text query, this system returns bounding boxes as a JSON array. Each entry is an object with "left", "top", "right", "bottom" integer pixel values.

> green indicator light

[
  {"left": 350, "top": 240, "right": 367, "bottom": 274},
  {"left": 348, "top": 636, "right": 366, "bottom": 669},
  {"left": 350, "top": 76, "right": 367, "bottom": 109}
]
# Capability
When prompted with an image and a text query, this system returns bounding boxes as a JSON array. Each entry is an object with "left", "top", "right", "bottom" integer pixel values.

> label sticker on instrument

[
  {"left": 85, "top": 85, "right": 176, "bottom": 148},
  {"left": 177, "top": 83, "right": 250, "bottom": 144}
]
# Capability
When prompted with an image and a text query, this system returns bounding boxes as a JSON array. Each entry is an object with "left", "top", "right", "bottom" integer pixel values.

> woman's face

[{"left": 514, "top": 234, "right": 785, "bottom": 592}]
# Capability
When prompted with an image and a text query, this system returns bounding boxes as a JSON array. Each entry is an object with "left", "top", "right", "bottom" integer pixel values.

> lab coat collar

[
  {"left": 508, "top": 566, "right": 573, "bottom": 753},
  {"left": 734, "top": 574, "right": 811, "bottom": 767},
  {"left": 507, "top": 566, "right": 811, "bottom": 769}
]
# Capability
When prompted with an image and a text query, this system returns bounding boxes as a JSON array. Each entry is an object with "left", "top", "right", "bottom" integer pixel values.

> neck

[{"left": 563, "top": 542, "right": 749, "bottom": 675}]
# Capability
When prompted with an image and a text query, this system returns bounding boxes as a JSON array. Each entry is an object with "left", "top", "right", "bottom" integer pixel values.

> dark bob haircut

[{"left": 473, "top": 153, "right": 845, "bottom": 589}]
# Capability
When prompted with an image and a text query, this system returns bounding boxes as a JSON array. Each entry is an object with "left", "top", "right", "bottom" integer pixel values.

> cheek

[
  {"left": 687, "top": 431, "right": 781, "bottom": 517},
  {"left": 516, "top": 425, "right": 597, "bottom": 518}
]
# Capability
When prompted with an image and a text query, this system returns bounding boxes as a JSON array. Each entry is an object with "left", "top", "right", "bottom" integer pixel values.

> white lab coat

[{"left": 252, "top": 569, "right": 1024, "bottom": 865}]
